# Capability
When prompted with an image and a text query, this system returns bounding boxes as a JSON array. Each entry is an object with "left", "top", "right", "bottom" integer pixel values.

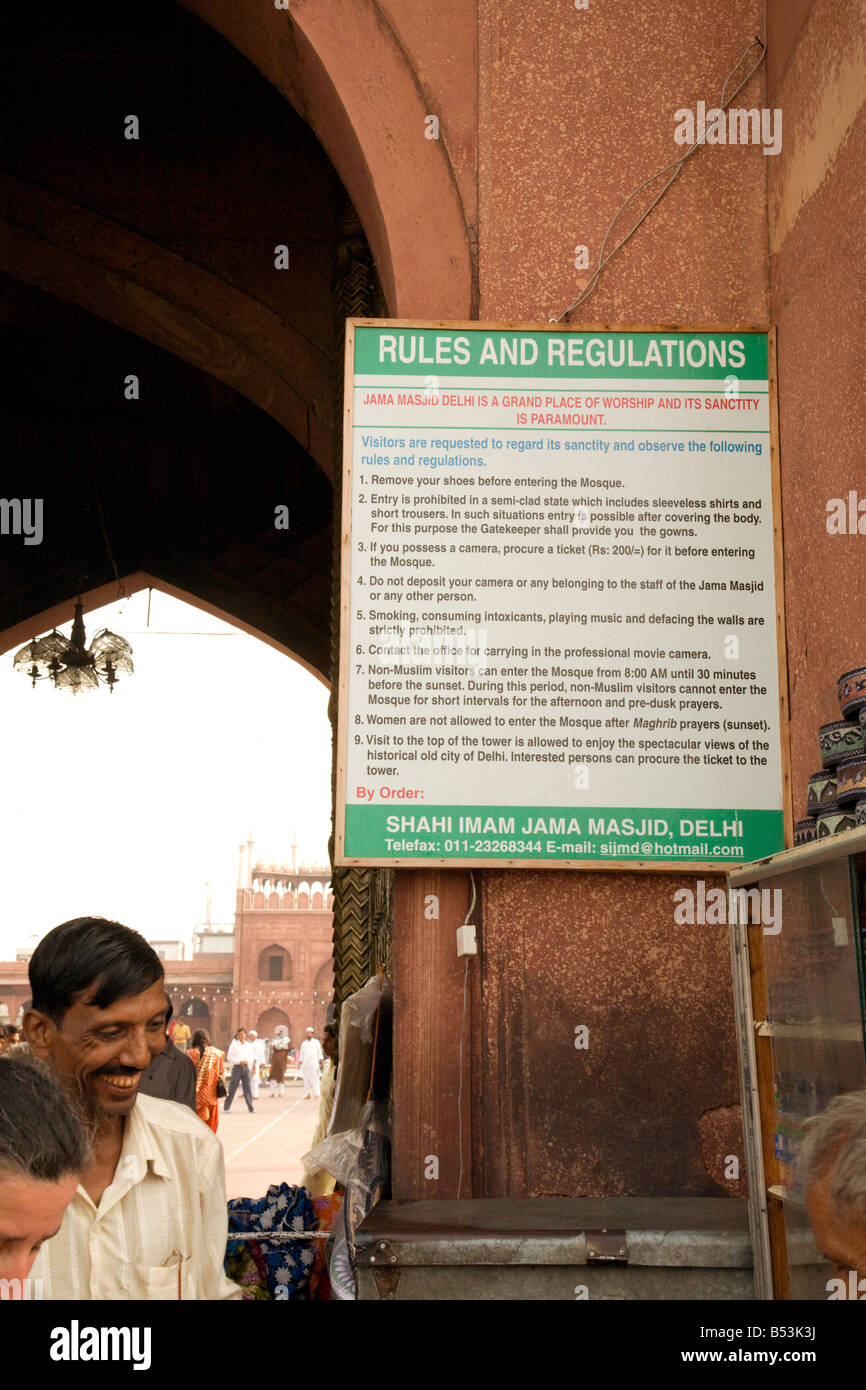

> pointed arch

[
  {"left": 0, "top": 573, "right": 329, "bottom": 688},
  {"left": 181, "top": 0, "right": 473, "bottom": 317}
]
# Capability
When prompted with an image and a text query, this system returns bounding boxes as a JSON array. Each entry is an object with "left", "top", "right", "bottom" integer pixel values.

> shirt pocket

[{"left": 134, "top": 1255, "right": 194, "bottom": 1301}]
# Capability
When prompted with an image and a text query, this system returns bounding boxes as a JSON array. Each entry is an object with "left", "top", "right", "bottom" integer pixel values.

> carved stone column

[{"left": 328, "top": 204, "right": 392, "bottom": 1006}]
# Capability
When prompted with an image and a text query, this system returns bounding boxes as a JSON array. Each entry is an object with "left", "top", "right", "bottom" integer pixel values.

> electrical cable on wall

[
  {"left": 456, "top": 869, "right": 477, "bottom": 1198},
  {"left": 552, "top": 32, "right": 767, "bottom": 322}
]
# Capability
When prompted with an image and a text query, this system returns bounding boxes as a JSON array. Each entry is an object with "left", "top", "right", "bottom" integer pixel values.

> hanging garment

[{"left": 225, "top": 1183, "right": 317, "bottom": 1300}]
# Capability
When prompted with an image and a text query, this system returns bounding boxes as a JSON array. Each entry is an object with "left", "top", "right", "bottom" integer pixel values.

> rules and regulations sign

[{"left": 336, "top": 321, "right": 788, "bottom": 869}]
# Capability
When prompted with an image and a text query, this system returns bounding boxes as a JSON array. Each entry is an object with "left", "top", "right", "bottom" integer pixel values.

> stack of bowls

[{"left": 812, "top": 668, "right": 866, "bottom": 838}]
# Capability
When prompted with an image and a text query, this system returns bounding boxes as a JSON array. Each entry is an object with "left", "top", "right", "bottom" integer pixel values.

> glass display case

[{"left": 728, "top": 827, "right": 866, "bottom": 1298}]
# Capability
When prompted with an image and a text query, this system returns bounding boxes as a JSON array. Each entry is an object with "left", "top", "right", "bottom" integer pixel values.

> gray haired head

[
  {"left": 0, "top": 1052, "right": 91, "bottom": 1182},
  {"left": 798, "top": 1090, "right": 866, "bottom": 1220}
]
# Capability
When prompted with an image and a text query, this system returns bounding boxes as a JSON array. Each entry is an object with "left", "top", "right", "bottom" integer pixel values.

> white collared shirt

[
  {"left": 226, "top": 1039, "right": 254, "bottom": 1069},
  {"left": 31, "top": 1092, "right": 242, "bottom": 1300}
]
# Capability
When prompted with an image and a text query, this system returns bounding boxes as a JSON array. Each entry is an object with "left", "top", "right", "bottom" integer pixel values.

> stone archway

[
  {"left": 256, "top": 1006, "right": 292, "bottom": 1045},
  {"left": 258, "top": 944, "right": 293, "bottom": 983},
  {"left": 175, "top": 996, "right": 211, "bottom": 1044},
  {"left": 181, "top": 0, "right": 473, "bottom": 318},
  {"left": 1, "top": 1, "right": 457, "bottom": 1017}
]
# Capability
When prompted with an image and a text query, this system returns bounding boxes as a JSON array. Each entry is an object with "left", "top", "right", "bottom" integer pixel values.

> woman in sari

[{"left": 187, "top": 1029, "right": 225, "bottom": 1133}]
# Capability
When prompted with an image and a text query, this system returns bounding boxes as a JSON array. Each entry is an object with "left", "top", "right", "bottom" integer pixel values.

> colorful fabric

[
  {"left": 310, "top": 1192, "right": 343, "bottom": 1300},
  {"left": 189, "top": 1045, "right": 225, "bottom": 1132},
  {"left": 225, "top": 1184, "right": 317, "bottom": 1300},
  {"left": 224, "top": 1242, "right": 270, "bottom": 1300}
]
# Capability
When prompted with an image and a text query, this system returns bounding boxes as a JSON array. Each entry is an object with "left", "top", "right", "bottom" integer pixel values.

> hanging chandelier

[{"left": 13, "top": 600, "right": 134, "bottom": 694}]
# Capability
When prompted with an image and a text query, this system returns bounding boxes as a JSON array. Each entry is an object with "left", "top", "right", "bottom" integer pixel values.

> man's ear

[{"left": 22, "top": 1007, "right": 57, "bottom": 1059}]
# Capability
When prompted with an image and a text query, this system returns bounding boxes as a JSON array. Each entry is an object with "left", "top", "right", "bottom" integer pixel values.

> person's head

[
  {"left": 190, "top": 1029, "right": 210, "bottom": 1052},
  {"left": 248, "top": 1030, "right": 257, "bottom": 1041},
  {"left": 800, "top": 1090, "right": 866, "bottom": 1295},
  {"left": 235, "top": 1028, "right": 246, "bottom": 1041},
  {"left": 23, "top": 917, "right": 166, "bottom": 1123},
  {"left": 322, "top": 1023, "right": 337, "bottom": 1060},
  {"left": 0, "top": 1054, "right": 91, "bottom": 1282},
  {"left": 306, "top": 1026, "right": 314, "bottom": 1037}
]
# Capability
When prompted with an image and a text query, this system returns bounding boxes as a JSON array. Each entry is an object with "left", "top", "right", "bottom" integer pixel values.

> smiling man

[{"left": 24, "top": 917, "right": 242, "bottom": 1299}]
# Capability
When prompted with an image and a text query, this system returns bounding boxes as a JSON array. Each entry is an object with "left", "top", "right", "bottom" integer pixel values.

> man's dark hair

[
  {"left": 4, "top": 1024, "right": 19, "bottom": 1038},
  {"left": 29, "top": 917, "right": 164, "bottom": 1026},
  {"left": 0, "top": 1054, "right": 91, "bottom": 1181}
]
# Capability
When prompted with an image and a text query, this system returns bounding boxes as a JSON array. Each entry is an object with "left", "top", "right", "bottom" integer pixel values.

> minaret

[
  {"left": 237, "top": 843, "right": 246, "bottom": 889},
  {"left": 291, "top": 835, "right": 298, "bottom": 874},
  {"left": 246, "top": 830, "right": 255, "bottom": 889}
]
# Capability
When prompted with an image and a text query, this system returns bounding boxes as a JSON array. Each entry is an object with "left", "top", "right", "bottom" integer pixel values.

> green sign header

[{"left": 354, "top": 326, "right": 768, "bottom": 381}]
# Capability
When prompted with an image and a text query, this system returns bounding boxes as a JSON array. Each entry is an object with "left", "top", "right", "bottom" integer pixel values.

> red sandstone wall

[
  {"left": 766, "top": 0, "right": 866, "bottom": 814},
  {"left": 394, "top": 0, "right": 774, "bottom": 1199},
  {"left": 232, "top": 909, "right": 334, "bottom": 1039}
]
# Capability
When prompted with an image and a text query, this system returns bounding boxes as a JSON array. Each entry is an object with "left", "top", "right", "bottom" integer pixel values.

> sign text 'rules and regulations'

[{"left": 336, "top": 323, "right": 785, "bottom": 868}]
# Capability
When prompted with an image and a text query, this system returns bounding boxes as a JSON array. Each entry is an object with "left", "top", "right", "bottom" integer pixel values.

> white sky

[{"left": 0, "top": 589, "right": 332, "bottom": 961}]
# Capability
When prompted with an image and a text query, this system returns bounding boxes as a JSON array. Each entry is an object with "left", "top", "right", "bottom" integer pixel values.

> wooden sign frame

[{"left": 335, "top": 320, "right": 791, "bottom": 870}]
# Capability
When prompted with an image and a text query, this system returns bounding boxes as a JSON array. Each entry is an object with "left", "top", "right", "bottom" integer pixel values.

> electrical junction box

[{"left": 456, "top": 923, "right": 477, "bottom": 956}]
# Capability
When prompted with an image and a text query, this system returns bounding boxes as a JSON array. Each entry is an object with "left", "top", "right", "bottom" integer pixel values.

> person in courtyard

[
  {"left": 268, "top": 1024, "right": 290, "bottom": 1097},
  {"left": 137, "top": 994, "right": 196, "bottom": 1111},
  {"left": 800, "top": 1089, "right": 866, "bottom": 1299},
  {"left": 224, "top": 1027, "right": 255, "bottom": 1113},
  {"left": 303, "top": 1024, "right": 338, "bottom": 1197},
  {"left": 187, "top": 1028, "right": 225, "bottom": 1133},
  {"left": 0, "top": 1053, "right": 90, "bottom": 1290},
  {"left": 23, "top": 916, "right": 242, "bottom": 1298},
  {"left": 172, "top": 1016, "right": 191, "bottom": 1053},
  {"left": 247, "top": 1028, "right": 266, "bottom": 1101},
  {"left": 299, "top": 1025, "right": 324, "bottom": 1101}
]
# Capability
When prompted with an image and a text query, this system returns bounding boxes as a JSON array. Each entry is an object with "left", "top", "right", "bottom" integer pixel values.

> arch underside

[{"left": 2, "top": 1, "right": 472, "bottom": 679}]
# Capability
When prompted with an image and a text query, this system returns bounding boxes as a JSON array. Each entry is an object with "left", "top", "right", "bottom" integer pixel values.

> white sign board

[{"left": 337, "top": 322, "right": 788, "bottom": 868}]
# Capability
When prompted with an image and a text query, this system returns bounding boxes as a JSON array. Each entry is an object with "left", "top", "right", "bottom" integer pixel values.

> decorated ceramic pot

[
  {"left": 816, "top": 800, "right": 857, "bottom": 837},
  {"left": 835, "top": 756, "right": 866, "bottom": 807},
  {"left": 819, "top": 720, "right": 865, "bottom": 768},
  {"left": 794, "top": 818, "right": 817, "bottom": 846},
  {"left": 855, "top": 799, "right": 866, "bottom": 827},
  {"left": 807, "top": 769, "right": 836, "bottom": 812},
  {"left": 837, "top": 666, "right": 866, "bottom": 720}
]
